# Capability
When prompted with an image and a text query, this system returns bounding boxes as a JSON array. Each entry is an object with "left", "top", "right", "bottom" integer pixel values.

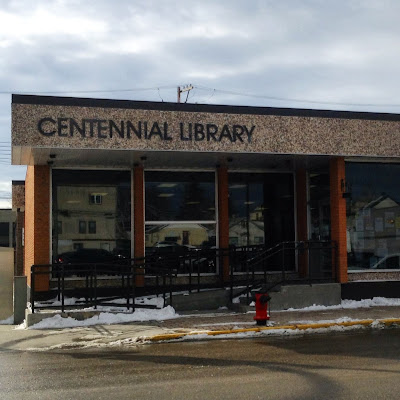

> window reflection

[
  {"left": 52, "top": 170, "right": 131, "bottom": 265},
  {"left": 145, "top": 172, "right": 216, "bottom": 272},
  {"left": 145, "top": 223, "right": 216, "bottom": 252},
  {"left": 145, "top": 172, "right": 215, "bottom": 221},
  {"left": 228, "top": 173, "right": 294, "bottom": 247},
  {"left": 346, "top": 163, "right": 400, "bottom": 271}
]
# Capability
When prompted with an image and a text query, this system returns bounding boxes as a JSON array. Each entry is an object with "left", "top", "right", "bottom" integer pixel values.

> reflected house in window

[
  {"left": 145, "top": 223, "right": 214, "bottom": 251},
  {"left": 56, "top": 186, "right": 117, "bottom": 255},
  {"left": 52, "top": 169, "right": 132, "bottom": 260},
  {"left": 348, "top": 193, "right": 400, "bottom": 269},
  {"left": 229, "top": 219, "right": 265, "bottom": 247}
]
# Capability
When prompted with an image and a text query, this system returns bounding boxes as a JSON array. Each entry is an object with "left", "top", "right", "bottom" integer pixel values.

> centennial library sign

[{"left": 37, "top": 117, "right": 256, "bottom": 144}]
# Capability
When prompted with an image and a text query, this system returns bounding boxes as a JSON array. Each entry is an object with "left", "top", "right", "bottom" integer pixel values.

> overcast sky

[{"left": 1, "top": 0, "right": 400, "bottom": 206}]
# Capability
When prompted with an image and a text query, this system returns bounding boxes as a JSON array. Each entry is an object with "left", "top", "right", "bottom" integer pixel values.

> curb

[{"left": 148, "top": 318, "right": 400, "bottom": 342}]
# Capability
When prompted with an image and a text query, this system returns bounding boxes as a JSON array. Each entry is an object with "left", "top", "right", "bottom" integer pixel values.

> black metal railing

[
  {"left": 30, "top": 241, "right": 337, "bottom": 313},
  {"left": 229, "top": 240, "right": 338, "bottom": 303},
  {"left": 30, "top": 259, "right": 176, "bottom": 314}
]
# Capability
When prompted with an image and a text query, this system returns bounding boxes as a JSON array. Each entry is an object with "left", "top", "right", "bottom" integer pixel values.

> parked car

[{"left": 54, "top": 248, "right": 128, "bottom": 276}]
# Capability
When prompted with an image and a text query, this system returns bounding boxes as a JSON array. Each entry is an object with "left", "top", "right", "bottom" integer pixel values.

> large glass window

[
  {"left": 346, "top": 163, "right": 400, "bottom": 271},
  {"left": 228, "top": 173, "right": 295, "bottom": 247},
  {"left": 52, "top": 170, "right": 131, "bottom": 264},
  {"left": 145, "top": 171, "right": 216, "bottom": 266}
]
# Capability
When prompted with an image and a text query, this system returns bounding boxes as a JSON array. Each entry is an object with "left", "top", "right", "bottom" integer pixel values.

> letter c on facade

[{"left": 38, "top": 118, "right": 56, "bottom": 136}]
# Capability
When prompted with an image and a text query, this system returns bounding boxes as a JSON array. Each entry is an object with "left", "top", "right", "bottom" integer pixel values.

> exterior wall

[
  {"left": 12, "top": 181, "right": 25, "bottom": 209},
  {"left": 296, "top": 169, "right": 308, "bottom": 277},
  {"left": 12, "top": 96, "right": 400, "bottom": 161},
  {"left": 330, "top": 157, "right": 348, "bottom": 283},
  {"left": 24, "top": 165, "right": 50, "bottom": 290},
  {"left": 348, "top": 271, "right": 400, "bottom": 281}
]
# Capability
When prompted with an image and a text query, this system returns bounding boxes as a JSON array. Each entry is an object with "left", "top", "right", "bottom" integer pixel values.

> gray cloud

[{"left": 1, "top": 0, "right": 400, "bottom": 203}]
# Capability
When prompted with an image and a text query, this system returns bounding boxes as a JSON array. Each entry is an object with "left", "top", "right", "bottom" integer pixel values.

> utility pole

[{"left": 177, "top": 84, "right": 193, "bottom": 103}]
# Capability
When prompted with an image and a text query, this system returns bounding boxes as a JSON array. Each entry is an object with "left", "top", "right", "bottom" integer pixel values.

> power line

[
  {"left": 0, "top": 83, "right": 399, "bottom": 108},
  {"left": 0, "top": 85, "right": 177, "bottom": 95},
  {"left": 194, "top": 85, "right": 400, "bottom": 108}
]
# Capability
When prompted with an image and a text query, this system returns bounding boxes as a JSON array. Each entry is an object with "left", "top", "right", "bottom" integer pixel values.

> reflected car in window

[
  {"left": 54, "top": 248, "right": 127, "bottom": 276},
  {"left": 148, "top": 242, "right": 215, "bottom": 273},
  {"left": 370, "top": 254, "right": 400, "bottom": 270}
]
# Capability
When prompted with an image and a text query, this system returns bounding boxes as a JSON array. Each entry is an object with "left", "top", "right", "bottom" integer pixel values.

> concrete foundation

[
  {"left": 168, "top": 289, "right": 230, "bottom": 311},
  {"left": 268, "top": 283, "right": 342, "bottom": 311}
]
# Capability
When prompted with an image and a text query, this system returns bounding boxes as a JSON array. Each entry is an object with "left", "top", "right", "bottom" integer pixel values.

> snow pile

[
  {"left": 342, "top": 297, "right": 400, "bottom": 308},
  {"left": 0, "top": 316, "right": 13, "bottom": 325},
  {"left": 28, "top": 305, "right": 178, "bottom": 330},
  {"left": 285, "top": 297, "right": 400, "bottom": 312}
]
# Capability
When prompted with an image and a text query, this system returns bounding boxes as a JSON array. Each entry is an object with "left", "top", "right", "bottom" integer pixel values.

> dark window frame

[
  {"left": 89, "top": 194, "right": 102, "bottom": 205},
  {"left": 57, "top": 221, "right": 62, "bottom": 235},
  {"left": 88, "top": 221, "right": 96, "bottom": 234},
  {"left": 78, "top": 221, "right": 86, "bottom": 234}
]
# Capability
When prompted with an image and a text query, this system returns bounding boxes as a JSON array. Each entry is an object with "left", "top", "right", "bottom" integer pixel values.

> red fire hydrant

[{"left": 253, "top": 288, "right": 271, "bottom": 326}]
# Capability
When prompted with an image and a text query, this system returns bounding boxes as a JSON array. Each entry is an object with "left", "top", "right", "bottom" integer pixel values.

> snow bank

[
  {"left": 0, "top": 316, "right": 13, "bottom": 325},
  {"left": 28, "top": 306, "right": 178, "bottom": 330},
  {"left": 285, "top": 297, "right": 400, "bottom": 312}
]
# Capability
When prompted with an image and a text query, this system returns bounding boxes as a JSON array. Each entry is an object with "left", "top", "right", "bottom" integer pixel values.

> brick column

[
  {"left": 133, "top": 166, "right": 145, "bottom": 287},
  {"left": 330, "top": 157, "right": 348, "bottom": 283},
  {"left": 24, "top": 165, "right": 51, "bottom": 291},
  {"left": 217, "top": 166, "right": 230, "bottom": 282},
  {"left": 296, "top": 169, "right": 308, "bottom": 278}
]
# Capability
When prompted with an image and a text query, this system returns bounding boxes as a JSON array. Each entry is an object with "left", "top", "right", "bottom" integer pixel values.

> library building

[{"left": 11, "top": 94, "right": 400, "bottom": 299}]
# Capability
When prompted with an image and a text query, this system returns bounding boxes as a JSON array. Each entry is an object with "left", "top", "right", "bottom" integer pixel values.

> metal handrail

[
  {"left": 30, "top": 241, "right": 338, "bottom": 313},
  {"left": 229, "top": 240, "right": 338, "bottom": 303}
]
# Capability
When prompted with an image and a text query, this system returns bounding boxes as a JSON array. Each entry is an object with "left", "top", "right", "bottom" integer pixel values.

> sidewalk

[{"left": 1, "top": 305, "right": 400, "bottom": 352}]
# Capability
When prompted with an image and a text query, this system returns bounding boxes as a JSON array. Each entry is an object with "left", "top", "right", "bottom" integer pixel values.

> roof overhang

[{"left": 11, "top": 94, "right": 400, "bottom": 167}]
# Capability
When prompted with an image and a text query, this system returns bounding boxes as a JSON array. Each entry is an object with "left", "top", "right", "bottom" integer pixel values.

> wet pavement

[{"left": 1, "top": 329, "right": 400, "bottom": 400}]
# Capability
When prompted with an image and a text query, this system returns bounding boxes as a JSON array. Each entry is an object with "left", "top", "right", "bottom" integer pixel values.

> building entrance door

[{"left": 228, "top": 173, "right": 295, "bottom": 262}]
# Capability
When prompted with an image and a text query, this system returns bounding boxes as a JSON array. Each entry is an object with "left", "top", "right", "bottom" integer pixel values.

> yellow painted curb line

[{"left": 149, "top": 318, "right": 400, "bottom": 342}]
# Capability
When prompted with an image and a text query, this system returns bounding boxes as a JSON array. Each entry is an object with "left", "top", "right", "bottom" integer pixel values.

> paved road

[{"left": 1, "top": 329, "right": 400, "bottom": 400}]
